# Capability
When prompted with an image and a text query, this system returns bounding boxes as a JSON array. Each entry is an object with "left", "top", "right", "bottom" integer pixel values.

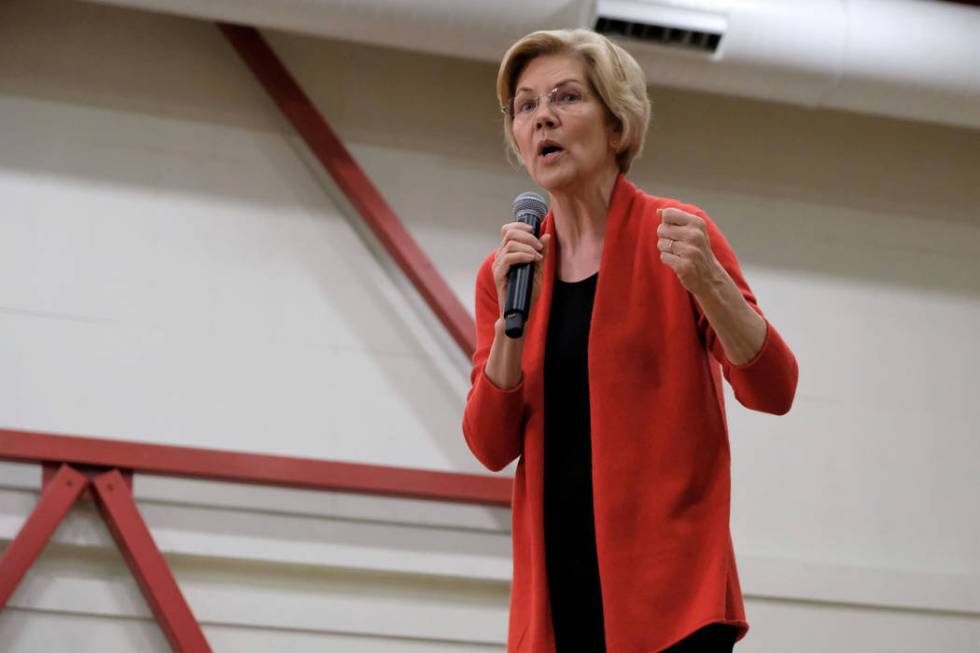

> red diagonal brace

[
  {"left": 0, "top": 464, "right": 87, "bottom": 610},
  {"left": 91, "top": 469, "right": 211, "bottom": 653},
  {"left": 218, "top": 22, "right": 476, "bottom": 358}
]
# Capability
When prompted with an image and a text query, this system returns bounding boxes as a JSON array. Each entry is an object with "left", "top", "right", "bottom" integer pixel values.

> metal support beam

[
  {"left": 92, "top": 469, "right": 212, "bottom": 653},
  {"left": 0, "top": 464, "right": 86, "bottom": 610},
  {"left": 218, "top": 22, "right": 477, "bottom": 358},
  {"left": 0, "top": 428, "right": 511, "bottom": 507}
]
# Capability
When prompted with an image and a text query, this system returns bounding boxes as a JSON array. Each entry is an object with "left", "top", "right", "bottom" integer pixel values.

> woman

[{"left": 462, "top": 29, "right": 798, "bottom": 653}]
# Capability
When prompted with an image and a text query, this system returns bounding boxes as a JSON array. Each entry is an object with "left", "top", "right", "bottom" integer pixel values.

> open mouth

[{"left": 537, "top": 141, "right": 564, "bottom": 159}]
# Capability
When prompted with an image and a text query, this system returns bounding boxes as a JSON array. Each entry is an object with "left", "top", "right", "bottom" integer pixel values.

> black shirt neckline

[{"left": 555, "top": 271, "right": 598, "bottom": 286}]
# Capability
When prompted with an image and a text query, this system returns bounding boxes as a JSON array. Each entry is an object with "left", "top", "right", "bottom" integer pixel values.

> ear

[{"left": 608, "top": 121, "right": 624, "bottom": 152}]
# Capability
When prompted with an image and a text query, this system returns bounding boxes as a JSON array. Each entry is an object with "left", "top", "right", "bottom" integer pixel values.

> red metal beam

[
  {"left": 217, "top": 22, "right": 476, "bottom": 358},
  {"left": 0, "top": 464, "right": 87, "bottom": 610},
  {"left": 42, "top": 461, "right": 132, "bottom": 500},
  {"left": 0, "top": 429, "right": 512, "bottom": 507},
  {"left": 92, "top": 469, "right": 212, "bottom": 652}
]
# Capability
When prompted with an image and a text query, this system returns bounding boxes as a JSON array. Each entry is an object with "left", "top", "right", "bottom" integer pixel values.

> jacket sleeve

[
  {"left": 461, "top": 253, "right": 526, "bottom": 471},
  {"left": 693, "top": 210, "right": 799, "bottom": 415}
]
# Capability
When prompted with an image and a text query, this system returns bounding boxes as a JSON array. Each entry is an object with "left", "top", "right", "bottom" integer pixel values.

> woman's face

[{"left": 510, "top": 54, "right": 619, "bottom": 193}]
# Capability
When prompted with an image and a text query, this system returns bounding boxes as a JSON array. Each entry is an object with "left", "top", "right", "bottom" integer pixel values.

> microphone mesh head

[{"left": 513, "top": 192, "right": 548, "bottom": 220}]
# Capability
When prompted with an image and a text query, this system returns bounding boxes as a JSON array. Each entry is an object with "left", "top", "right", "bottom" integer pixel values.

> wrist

[
  {"left": 495, "top": 316, "right": 526, "bottom": 342},
  {"left": 494, "top": 317, "right": 507, "bottom": 337},
  {"left": 694, "top": 261, "right": 729, "bottom": 303},
  {"left": 487, "top": 317, "right": 525, "bottom": 390}
]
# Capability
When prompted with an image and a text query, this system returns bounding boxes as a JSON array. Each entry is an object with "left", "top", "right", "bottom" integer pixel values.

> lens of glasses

[
  {"left": 509, "top": 83, "right": 587, "bottom": 120},
  {"left": 553, "top": 87, "right": 584, "bottom": 109},
  {"left": 513, "top": 97, "right": 538, "bottom": 117}
]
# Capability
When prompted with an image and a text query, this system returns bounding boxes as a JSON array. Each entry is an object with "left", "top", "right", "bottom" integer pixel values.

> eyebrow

[{"left": 514, "top": 78, "right": 583, "bottom": 94}]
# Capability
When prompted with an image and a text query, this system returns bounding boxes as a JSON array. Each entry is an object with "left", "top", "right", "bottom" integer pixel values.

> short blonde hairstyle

[{"left": 496, "top": 29, "right": 651, "bottom": 173}]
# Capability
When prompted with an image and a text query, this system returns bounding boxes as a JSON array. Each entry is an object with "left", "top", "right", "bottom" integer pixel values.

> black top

[
  {"left": 543, "top": 272, "right": 606, "bottom": 652},
  {"left": 542, "top": 273, "right": 739, "bottom": 652}
]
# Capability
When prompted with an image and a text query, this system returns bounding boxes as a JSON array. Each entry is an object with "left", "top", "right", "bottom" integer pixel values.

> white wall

[{"left": 1, "top": 0, "right": 978, "bottom": 651}]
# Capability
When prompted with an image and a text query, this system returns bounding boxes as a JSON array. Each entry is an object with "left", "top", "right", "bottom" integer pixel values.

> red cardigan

[{"left": 462, "top": 176, "right": 798, "bottom": 652}]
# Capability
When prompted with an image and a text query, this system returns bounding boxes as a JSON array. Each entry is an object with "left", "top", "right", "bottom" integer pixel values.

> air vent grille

[{"left": 595, "top": 16, "right": 721, "bottom": 53}]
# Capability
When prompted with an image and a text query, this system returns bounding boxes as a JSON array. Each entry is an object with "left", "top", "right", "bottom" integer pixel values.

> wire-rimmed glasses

[{"left": 502, "top": 82, "right": 592, "bottom": 121}]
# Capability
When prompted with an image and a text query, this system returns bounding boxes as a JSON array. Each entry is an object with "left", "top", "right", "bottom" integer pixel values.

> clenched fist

[{"left": 656, "top": 208, "right": 721, "bottom": 297}]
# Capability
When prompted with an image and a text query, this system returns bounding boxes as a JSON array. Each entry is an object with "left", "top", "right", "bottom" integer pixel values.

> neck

[{"left": 549, "top": 164, "right": 619, "bottom": 259}]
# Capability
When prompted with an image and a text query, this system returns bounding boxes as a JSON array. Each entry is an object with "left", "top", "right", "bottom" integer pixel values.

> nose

[{"left": 533, "top": 102, "right": 559, "bottom": 130}]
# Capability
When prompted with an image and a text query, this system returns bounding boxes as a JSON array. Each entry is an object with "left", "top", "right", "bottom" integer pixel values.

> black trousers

[{"left": 661, "top": 623, "right": 739, "bottom": 652}]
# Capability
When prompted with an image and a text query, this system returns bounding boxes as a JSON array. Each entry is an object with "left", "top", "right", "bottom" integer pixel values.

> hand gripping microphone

[{"left": 503, "top": 192, "right": 549, "bottom": 339}]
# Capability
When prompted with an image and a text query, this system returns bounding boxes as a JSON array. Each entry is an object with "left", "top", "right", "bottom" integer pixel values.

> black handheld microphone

[{"left": 503, "top": 192, "right": 549, "bottom": 339}]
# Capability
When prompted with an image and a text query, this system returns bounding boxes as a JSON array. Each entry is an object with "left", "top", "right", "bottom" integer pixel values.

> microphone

[{"left": 503, "top": 192, "right": 548, "bottom": 339}]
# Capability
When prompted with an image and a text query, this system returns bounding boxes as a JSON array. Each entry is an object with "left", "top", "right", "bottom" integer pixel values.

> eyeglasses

[{"left": 502, "top": 83, "right": 592, "bottom": 121}]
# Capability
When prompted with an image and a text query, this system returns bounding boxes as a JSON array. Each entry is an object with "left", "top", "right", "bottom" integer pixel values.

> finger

[
  {"left": 659, "top": 250, "right": 684, "bottom": 269},
  {"left": 493, "top": 248, "right": 541, "bottom": 278},
  {"left": 498, "top": 251, "right": 542, "bottom": 271},
  {"left": 657, "top": 237, "right": 677, "bottom": 253},
  {"left": 660, "top": 227, "right": 709, "bottom": 253},
  {"left": 503, "top": 241, "right": 544, "bottom": 259},
  {"left": 501, "top": 228, "right": 544, "bottom": 251},
  {"left": 658, "top": 232, "right": 695, "bottom": 250},
  {"left": 500, "top": 221, "right": 534, "bottom": 237},
  {"left": 656, "top": 223, "right": 695, "bottom": 241},
  {"left": 658, "top": 207, "right": 698, "bottom": 227}
]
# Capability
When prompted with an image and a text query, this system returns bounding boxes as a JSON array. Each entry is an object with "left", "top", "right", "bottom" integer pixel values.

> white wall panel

[
  {"left": 0, "top": 0, "right": 476, "bottom": 473},
  {"left": 739, "top": 596, "right": 979, "bottom": 653}
]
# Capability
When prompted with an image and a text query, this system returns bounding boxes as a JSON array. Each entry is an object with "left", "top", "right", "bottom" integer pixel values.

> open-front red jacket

[{"left": 462, "top": 175, "right": 798, "bottom": 652}]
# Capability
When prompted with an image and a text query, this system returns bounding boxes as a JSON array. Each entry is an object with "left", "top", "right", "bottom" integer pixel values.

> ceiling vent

[
  {"left": 595, "top": 0, "right": 980, "bottom": 131},
  {"left": 82, "top": 0, "right": 980, "bottom": 131},
  {"left": 594, "top": 16, "right": 721, "bottom": 53}
]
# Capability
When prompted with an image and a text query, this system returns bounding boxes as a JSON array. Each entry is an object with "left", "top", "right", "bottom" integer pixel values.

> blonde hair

[{"left": 496, "top": 29, "right": 651, "bottom": 173}]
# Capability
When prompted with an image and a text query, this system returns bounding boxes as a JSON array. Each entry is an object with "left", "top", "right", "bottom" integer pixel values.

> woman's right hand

[
  {"left": 491, "top": 221, "right": 552, "bottom": 318},
  {"left": 483, "top": 222, "right": 551, "bottom": 388}
]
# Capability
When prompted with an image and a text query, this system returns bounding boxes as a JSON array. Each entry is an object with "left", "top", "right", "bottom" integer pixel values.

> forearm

[
  {"left": 694, "top": 262, "right": 767, "bottom": 365},
  {"left": 484, "top": 318, "right": 526, "bottom": 389}
]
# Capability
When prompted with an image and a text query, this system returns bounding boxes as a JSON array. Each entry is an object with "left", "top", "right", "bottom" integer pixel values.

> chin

[{"left": 530, "top": 165, "right": 578, "bottom": 194}]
